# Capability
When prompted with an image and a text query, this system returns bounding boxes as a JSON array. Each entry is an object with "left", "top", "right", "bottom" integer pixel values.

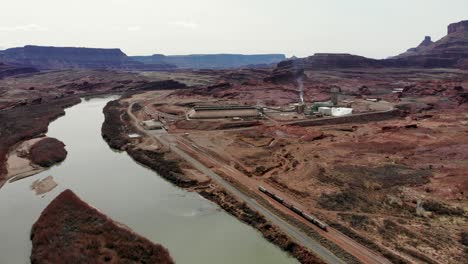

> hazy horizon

[{"left": 1, "top": 0, "right": 467, "bottom": 59}]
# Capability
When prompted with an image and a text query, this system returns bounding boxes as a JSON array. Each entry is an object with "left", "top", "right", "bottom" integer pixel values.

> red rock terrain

[
  {"left": 31, "top": 189, "right": 174, "bottom": 264},
  {"left": 134, "top": 63, "right": 467, "bottom": 263}
]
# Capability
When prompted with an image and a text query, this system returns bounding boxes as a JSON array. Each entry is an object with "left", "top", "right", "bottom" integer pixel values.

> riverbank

[
  {"left": 101, "top": 98, "right": 327, "bottom": 264},
  {"left": 0, "top": 97, "right": 80, "bottom": 188}
]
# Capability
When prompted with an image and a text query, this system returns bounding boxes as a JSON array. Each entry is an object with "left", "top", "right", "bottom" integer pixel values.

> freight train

[{"left": 258, "top": 186, "right": 328, "bottom": 231}]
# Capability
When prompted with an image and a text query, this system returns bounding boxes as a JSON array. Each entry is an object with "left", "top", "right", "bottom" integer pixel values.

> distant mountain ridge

[
  {"left": 2, "top": 45, "right": 176, "bottom": 70},
  {"left": 131, "top": 54, "right": 286, "bottom": 69},
  {"left": 2, "top": 46, "right": 285, "bottom": 70}
]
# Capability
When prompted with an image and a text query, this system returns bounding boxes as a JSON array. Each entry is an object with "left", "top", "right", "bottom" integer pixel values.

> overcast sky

[{"left": 0, "top": 0, "right": 466, "bottom": 58}]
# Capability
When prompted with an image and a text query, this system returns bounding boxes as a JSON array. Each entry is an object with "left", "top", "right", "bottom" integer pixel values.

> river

[{"left": 0, "top": 96, "right": 298, "bottom": 263}]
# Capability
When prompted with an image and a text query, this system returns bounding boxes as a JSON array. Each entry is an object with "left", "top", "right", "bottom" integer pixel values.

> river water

[{"left": 0, "top": 97, "right": 297, "bottom": 264}]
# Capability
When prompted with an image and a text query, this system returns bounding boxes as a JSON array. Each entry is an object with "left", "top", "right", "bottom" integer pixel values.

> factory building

[
  {"left": 310, "top": 101, "right": 334, "bottom": 112},
  {"left": 141, "top": 120, "right": 164, "bottom": 130},
  {"left": 187, "top": 105, "right": 261, "bottom": 119},
  {"left": 318, "top": 107, "right": 353, "bottom": 117}
]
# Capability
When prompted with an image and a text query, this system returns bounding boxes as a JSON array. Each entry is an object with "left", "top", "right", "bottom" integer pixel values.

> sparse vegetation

[{"left": 31, "top": 190, "right": 174, "bottom": 264}]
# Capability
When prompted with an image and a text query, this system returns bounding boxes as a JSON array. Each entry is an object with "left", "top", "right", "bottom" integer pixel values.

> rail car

[
  {"left": 273, "top": 194, "right": 284, "bottom": 203},
  {"left": 282, "top": 201, "right": 293, "bottom": 209},
  {"left": 302, "top": 213, "right": 328, "bottom": 230},
  {"left": 291, "top": 206, "right": 303, "bottom": 215},
  {"left": 258, "top": 185, "right": 328, "bottom": 231}
]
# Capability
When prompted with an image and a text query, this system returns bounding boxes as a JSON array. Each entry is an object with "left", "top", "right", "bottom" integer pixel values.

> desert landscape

[{"left": 0, "top": 3, "right": 467, "bottom": 263}]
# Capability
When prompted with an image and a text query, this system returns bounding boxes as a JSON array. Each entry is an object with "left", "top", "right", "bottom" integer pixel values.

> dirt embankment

[
  {"left": 101, "top": 99, "right": 326, "bottom": 264},
  {"left": 5, "top": 136, "right": 67, "bottom": 184},
  {"left": 0, "top": 97, "right": 80, "bottom": 185},
  {"left": 31, "top": 189, "right": 174, "bottom": 264}
]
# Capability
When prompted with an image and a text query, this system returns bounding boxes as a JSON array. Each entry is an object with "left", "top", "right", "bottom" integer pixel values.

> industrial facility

[
  {"left": 187, "top": 105, "right": 262, "bottom": 119},
  {"left": 182, "top": 84, "right": 358, "bottom": 123}
]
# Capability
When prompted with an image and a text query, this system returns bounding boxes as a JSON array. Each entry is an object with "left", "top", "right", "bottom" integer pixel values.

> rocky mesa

[{"left": 2, "top": 45, "right": 176, "bottom": 70}]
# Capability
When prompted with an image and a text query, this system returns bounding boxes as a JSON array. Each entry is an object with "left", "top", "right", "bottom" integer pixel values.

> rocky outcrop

[
  {"left": 448, "top": 20, "right": 468, "bottom": 34},
  {"left": 277, "top": 53, "right": 386, "bottom": 70},
  {"left": 391, "top": 20, "right": 468, "bottom": 68},
  {"left": 2, "top": 45, "right": 176, "bottom": 70},
  {"left": 276, "top": 20, "right": 468, "bottom": 71},
  {"left": 31, "top": 189, "right": 174, "bottom": 264},
  {"left": 396, "top": 36, "right": 435, "bottom": 58},
  {"left": 131, "top": 53, "right": 286, "bottom": 69},
  {"left": 29, "top": 138, "right": 67, "bottom": 167}
]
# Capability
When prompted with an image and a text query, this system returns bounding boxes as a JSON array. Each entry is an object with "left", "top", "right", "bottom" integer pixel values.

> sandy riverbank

[
  {"left": 1, "top": 137, "right": 67, "bottom": 188},
  {"left": 4, "top": 138, "right": 47, "bottom": 184}
]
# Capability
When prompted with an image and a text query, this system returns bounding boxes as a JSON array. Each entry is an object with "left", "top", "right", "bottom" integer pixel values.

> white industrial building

[{"left": 318, "top": 107, "right": 353, "bottom": 117}]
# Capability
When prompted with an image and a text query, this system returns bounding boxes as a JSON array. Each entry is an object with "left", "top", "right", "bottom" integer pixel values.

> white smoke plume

[{"left": 296, "top": 76, "right": 304, "bottom": 103}]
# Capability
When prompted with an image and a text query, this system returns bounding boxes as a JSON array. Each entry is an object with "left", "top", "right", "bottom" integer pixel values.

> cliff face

[
  {"left": 395, "top": 36, "right": 435, "bottom": 58},
  {"left": 3, "top": 45, "right": 176, "bottom": 70},
  {"left": 131, "top": 53, "right": 286, "bottom": 69},
  {"left": 448, "top": 20, "right": 468, "bottom": 34}
]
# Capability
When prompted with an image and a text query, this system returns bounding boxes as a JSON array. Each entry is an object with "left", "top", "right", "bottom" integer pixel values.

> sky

[{"left": 0, "top": 0, "right": 467, "bottom": 58}]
